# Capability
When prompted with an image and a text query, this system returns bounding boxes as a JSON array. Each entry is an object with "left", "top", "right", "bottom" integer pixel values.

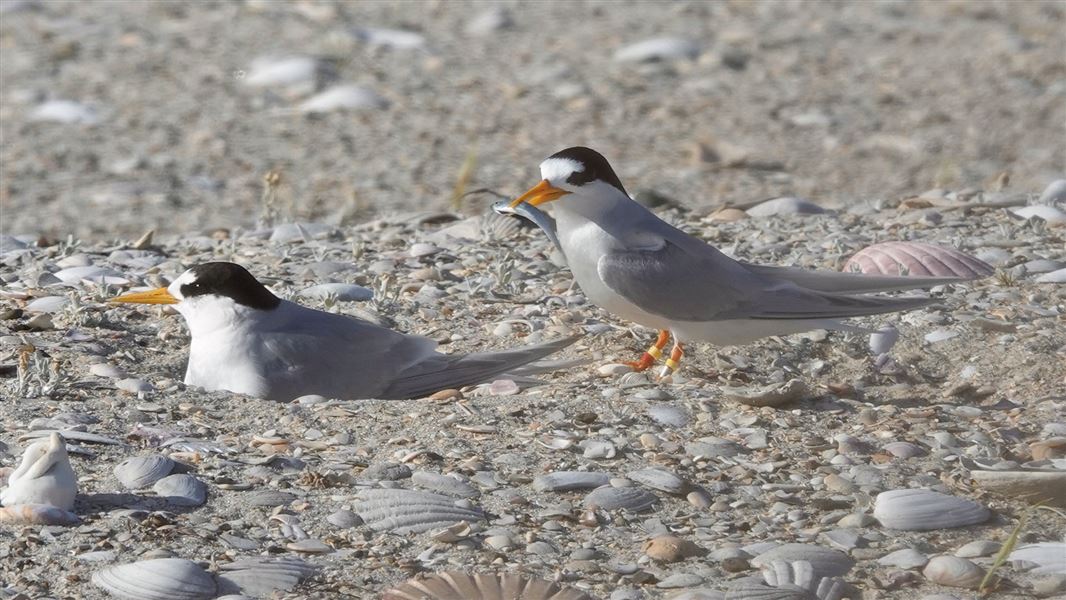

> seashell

[
  {"left": 533, "top": 471, "right": 610, "bottom": 492},
  {"left": 430, "top": 520, "right": 473, "bottom": 543},
  {"left": 30, "top": 99, "right": 100, "bottom": 125},
  {"left": 685, "top": 437, "right": 745, "bottom": 458},
  {"left": 843, "top": 241, "right": 993, "bottom": 278},
  {"left": 723, "top": 379, "right": 810, "bottom": 408},
  {"left": 25, "top": 296, "right": 69, "bottom": 313},
  {"left": 327, "top": 509, "right": 362, "bottom": 529},
  {"left": 152, "top": 474, "right": 207, "bottom": 507},
  {"left": 89, "top": 363, "right": 127, "bottom": 379},
  {"left": 383, "top": 571, "right": 593, "bottom": 600},
  {"left": 352, "top": 27, "right": 428, "bottom": 51},
  {"left": 868, "top": 325, "right": 899, "bottom": 355},
  {"left": 411, "top": 471, "right": 479, "bottom": 498},
  {"left": 269, "top": 222, "right": 333, "bottom": 244},
  {"left": 877, "top": 548, "right": 929, "bottom": 569},
  {"left": 1039, "top": 179, "right": 1066, "bottom": 204},
  {"left": 583, "top": 486, "right": 658, "bottom": 512},
  {"left": 1036, "top": 268, "right": 1066, "bottom": 283},
  {"left": 746, "top": 197, "right": 833, "bottom": 217},
  {"left": 646, "top": 404, "right": 690, "bottom": 427},
  {"left": 922, "top": 555, "right": 984, "bottom": 589},
  {"left": 613, "top": 37, "right": 700, "bottom": 63},
  {"left": 54, "top": 265, "right": 126, "bottom": 284},
  {"left": 1009, "top": 542, "right": 1066, "bottom": 575},
  {"left": 627, "top": 468, "right": 687, "bottom": 495},
  {"left": 246, "top": 490, "right": 296, "bottom": 507},
  {"left": 244, "top": 55, "right": 318, "bottom": 89},
  {"left": 581, "top": 439, "right": 616, "bottom": 459},
  {"left": 0, "top": 432, "right": 77, "bottom": 510},
  {"left": 114, "top": 455, "right": 177, "bottom": 489},
  {"left": 298, "top": 283, "right": 373, "bottom": 302},
  {"left": 92, "top": 558, "right": 217, "bottom": 600},
  {"left": 354, "top": 489, "right": 485, "bottom": 534},
  {"left": 954, "top": 540, "right": 1001, "bottom": 558},
  {"left": 116, "top": 378, "right": 155, "bottom": 394},
  {"left": 0, "top": 503, "right": 80, "bottom": 526},
  {"left": 298, "top": 85, "right": 388, "bottom": 113},
  {"left": 215, "top": 557, "right": 317, "bottom": 597},
  {"left": 969, "top": 469, "right": 1066, "bottom": 507},
  {"left": 873, "top": 488, "right": 990, "bottom": 530},
  {"left": 1011, "top": 204, "right": 1066, "bottom": 224},
  {"left": 882, "top": 441, "right": 926, "bottom": 459},
  {"left": 464, "top": 7, "right": 513, "bottom": 36},
  {"left": 924, "top": 329, "right": 957, "bottom": 344},
  {"left": 750, "top": 544, "right": 854, "bottom": 578},
  {"left": 643, "top": 535, "right": 705, "bottom": 563},
  {"left": 759, "top": 560, "right": 846, "bottom": 600}
]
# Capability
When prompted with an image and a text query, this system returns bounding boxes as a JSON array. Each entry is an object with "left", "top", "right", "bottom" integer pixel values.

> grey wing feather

[
  {"left": 744, "top": 263, "right": 975, "bottom": 293},
  {"left": 598, "top": 241, "right": 936, "bottom": 322},
  {"left": 378, "top": 335, "right": 580, "bottom": 400}
]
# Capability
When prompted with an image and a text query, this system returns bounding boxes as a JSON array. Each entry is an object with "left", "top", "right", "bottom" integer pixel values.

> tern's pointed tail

[{"left": 378, "top": 336, "right": 581, "bottom": 400}]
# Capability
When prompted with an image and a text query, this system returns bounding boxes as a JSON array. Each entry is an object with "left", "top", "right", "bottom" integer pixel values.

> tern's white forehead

[
  {"left": 540, "top": 157, "right": 584, "bottom": 183},
  {"left": 167, "top": 269, "right": 198, "bottom": 299}
]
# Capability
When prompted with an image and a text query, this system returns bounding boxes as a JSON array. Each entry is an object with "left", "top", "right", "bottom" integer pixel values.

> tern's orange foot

[{"left": 624, "top": 330, "right": 670, "bottom": 372}]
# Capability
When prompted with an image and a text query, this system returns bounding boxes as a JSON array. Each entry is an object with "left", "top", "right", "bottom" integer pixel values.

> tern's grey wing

[
  {"left": 743, "top": 263, "right": 975, "bottom": 293},
  {"left": 378, "top": 335, "right": 579, "bottom": 400},
  {"left": 598, "top": 241, "right": 936, "bottom": 322},
  {"left": 259, "top": 306, "right": 438, "bottom": 400}
]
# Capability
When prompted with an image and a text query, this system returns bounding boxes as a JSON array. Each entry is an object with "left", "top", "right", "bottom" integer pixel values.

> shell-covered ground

[
  {"left": 2, "top": 1, "right": 1066, "bottom": 599},
  {"left": 2, "top": 181, "right": 1065, "bottom": 599}
]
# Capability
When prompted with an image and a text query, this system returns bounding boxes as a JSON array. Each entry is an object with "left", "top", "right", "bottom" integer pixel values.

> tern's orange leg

[
  {"left": 658, "top": 341, "right": 685, "bottom": 378},
  {"left": 625, "top": 330, "right": 670, "bottom": 372}
]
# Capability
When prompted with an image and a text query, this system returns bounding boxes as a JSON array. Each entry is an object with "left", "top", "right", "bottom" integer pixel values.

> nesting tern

[
  {"left": 111, "top": 262, "right": 578, "bottom": 400},
  {"left": 507, "top": 146, "right": 980, "bottom": 376}
]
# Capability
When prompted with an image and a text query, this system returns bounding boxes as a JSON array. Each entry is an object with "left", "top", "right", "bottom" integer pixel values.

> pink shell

[
  {"left": 0, "top": 503, "right": 80, "bottom": 526},
  {"left": 843, "top": 242, "right": 993, "bottom": 278}
]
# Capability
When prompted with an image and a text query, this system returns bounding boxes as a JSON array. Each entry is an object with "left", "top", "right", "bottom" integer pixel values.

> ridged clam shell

[
  {"left": 152, "top": 474, "right": 207, "bottom": 507},
  {"left": 627, "top": 468, "right": 687, "bottom": 495},
  {"left": 532, "top": 471, "right": 610, "bottom": 492},
  {"left": 411, "top": 471, "right": 479, "bottom": 498},
  {"left": 921, "top": 555, "right": 984, "bottom": 589},
  {"left": 970, "top": 469, "right": 1066, "bottom": 507},
  {"left": 216, "top": 557, "right": 317, "bottom": 597},
  {"left": 757, "top": 560, "right": 845, "bottom": 600},
  {"left": 1009, "top": 542, "right": 1066, "bottom": 575},
  {"left": 383, "top": 571, "right": 592, "bottom": 600},
  {"left": 873, "top": 488, "right": 990, "bottom": 530},
  {"left": 750, "top": 544, "right": 854, "bottom": 578},
  {"left": 0, "top": 503, "right": 80, "bottom": 526},
  {"left": 92, "top": 558, "right": 217, "bottom": 600},
  {"left": 354, "top": 489, "right": 485, "bottom": 533},
  {"left": 114, "top": 455, "right": 177, "bottom": 489},
  {"left": 724, "top": 579, "right": 817, "bottom": 600},
  {"left": 843, "top": 241, "right": 993, "bottom": 278},
  {"left": 583, "top": 486, "right": 658, "bottom": 512},
  {"left": 723, "top": 379, "right": 810, "bottom": 408}
]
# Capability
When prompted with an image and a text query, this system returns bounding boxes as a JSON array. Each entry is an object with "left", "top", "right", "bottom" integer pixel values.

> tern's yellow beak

[
  {"left": 509, "top": 179, "right": 570, "bottom": 208},
  {"left": 110, "top": 287, "right": 179, "bottom": 305}
]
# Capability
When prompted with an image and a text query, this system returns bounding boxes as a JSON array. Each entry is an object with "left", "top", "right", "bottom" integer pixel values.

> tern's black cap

[
  {"left": 547, "top": 146, "right": 629, "bottom": 196},
  {"left": 181, "top": 262, "right": 281, "bottom": 310}
]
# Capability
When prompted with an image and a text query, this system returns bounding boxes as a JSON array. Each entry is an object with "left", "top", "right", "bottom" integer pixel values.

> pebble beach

[{"left": 1, "top": 2, "right": 1065, "bottom": 599}]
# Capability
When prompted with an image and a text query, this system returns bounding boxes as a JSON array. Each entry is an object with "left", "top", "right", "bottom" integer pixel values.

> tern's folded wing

[
  {"left": 743, "top": 263, "right": 974, "bottom": 293},
  {"left": 598, "top": 241, "right": 936, "bottom": 322}
]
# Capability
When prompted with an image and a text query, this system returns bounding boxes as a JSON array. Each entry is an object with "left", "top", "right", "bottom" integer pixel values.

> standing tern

[
  {"left": 508, "top": 146, "right": 981, "bottom": 376},
  {"left": 111, "top": 262, "right": 578, "bottom": 401}
]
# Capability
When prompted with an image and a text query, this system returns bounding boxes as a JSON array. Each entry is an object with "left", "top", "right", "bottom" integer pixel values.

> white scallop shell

[
  {"left": 383, "top": 571, "right": 593, "bottom": 600},
  {"left": 92, "top": 558, "right": 217, "bottom": 600},
  {"left": 411, "top": 471, "right": 479, "bottom": 498},
  {"left": 353, "top": 489, "right": 485, "bottom": 533},
  {"left": 627, "top": 468, "right": 687, "bottom": 495},
  {"left": 1009, "top": 542, "right": 1066, "bottom": 575},
  {"left": 750, "top": 544, "right": 855, "bottom": 578},
  {"left": 0, "top": 432, "right": 77, "bottom": 510},
  {"left": 215, "top": 557, "right": 317, "bottom": 597},
  {"left": 583, "top": 486, "right": 658, "bottom": 512},
  {"left": 843, "top": 242, "right": 993, "bottom": 278},
  {"left": 922, "top": 555, "right": 984, "bottom": 589},
  {"left": 873, "top": 488, "right": 990, "bottom": 530},
  {"left": 152, "top": 474, "right": 207, "bottom": 507},
  {"left": 114, "top": 455, "right": 177, "bottom": 490},
  {"left": 532, "top": 471, "right": 610, "bottom": 492},
  {"left": 759, "top": 560, "right": 845, "bottom": 600}
]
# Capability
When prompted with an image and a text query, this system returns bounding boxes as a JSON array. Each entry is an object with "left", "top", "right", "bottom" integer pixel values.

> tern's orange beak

[
  {"left": 110, "top": 287, "right": 179, "bottom": 305},
  {"left": 509, "top": 179, "right": 570, "bottom": 208}
]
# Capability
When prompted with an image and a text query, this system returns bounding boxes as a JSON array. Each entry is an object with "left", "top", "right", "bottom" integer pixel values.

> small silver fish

[{"left": 492, "top": 199, "right": 563, "bottom": 253}]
